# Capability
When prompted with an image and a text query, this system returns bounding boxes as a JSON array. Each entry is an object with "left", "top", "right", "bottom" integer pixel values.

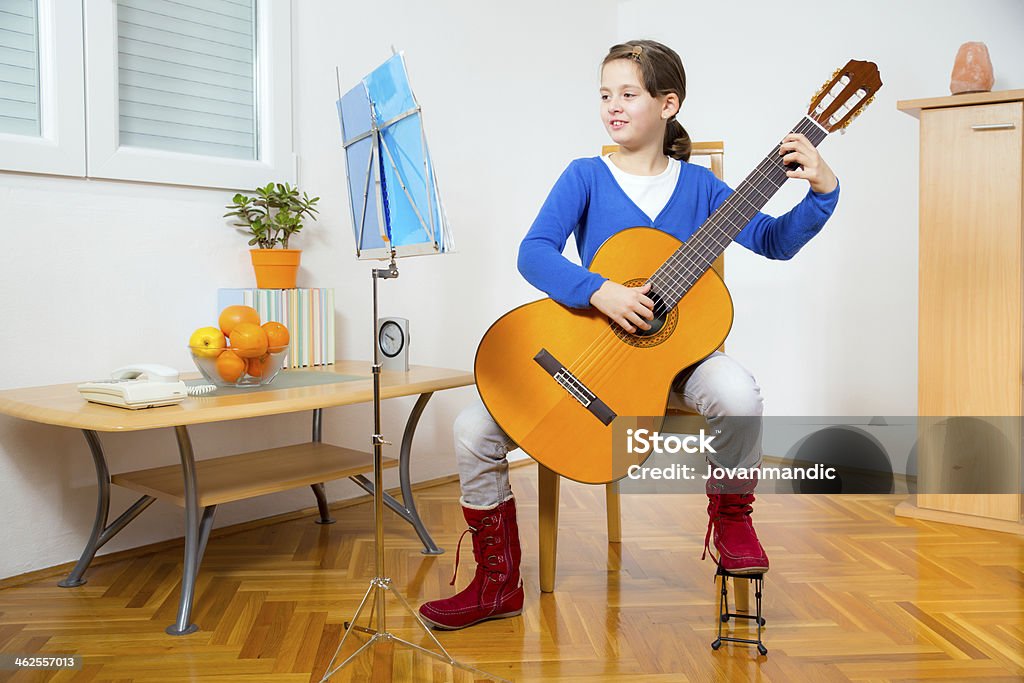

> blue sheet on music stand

[
  {"left": 337, "top": 86, "right": 384, "bottom": 253},
  {"left": 337, "top": 54, "right": 452, "bottom": 259}
]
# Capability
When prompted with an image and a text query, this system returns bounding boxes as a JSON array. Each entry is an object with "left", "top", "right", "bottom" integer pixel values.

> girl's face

[{"left": 599, "top": 59, "right": 678, "bottom": 152}]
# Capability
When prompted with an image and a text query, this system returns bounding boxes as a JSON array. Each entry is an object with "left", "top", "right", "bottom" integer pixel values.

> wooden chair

[{"left": 538, "top": 141, "right": 727, "bottom": 593}]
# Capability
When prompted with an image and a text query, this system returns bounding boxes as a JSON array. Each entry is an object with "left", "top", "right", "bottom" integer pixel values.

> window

[
  {"left": 86, "top": 0, "right": 294, "bottom": 188},
  {"left": 0, "top": 0, "right": 40, "bottom": 137},
  {"left": 0, "top": 0, "right": 293, "bottom": 189},
  {"left": 115, "top": 0, "right": 258, "bottom": 160},
  {"left": 0, "top": 0, "right": 85, "bottom": 176}
]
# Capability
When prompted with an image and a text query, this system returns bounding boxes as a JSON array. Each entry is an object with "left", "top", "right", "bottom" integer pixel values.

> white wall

[
  {"left": 0, "top": 0, "right": 1021, "bottom": 579},
  {"left": 618, "top": 0, "right": 1024, "bottom": 416},
  {"left": 0, "top": 0, "right": 616, "bottom": 579}
]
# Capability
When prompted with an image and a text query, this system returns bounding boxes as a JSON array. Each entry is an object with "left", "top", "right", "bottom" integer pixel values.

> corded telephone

[{"left": 77, "top": 364, "right": 188, "bottom": 410}]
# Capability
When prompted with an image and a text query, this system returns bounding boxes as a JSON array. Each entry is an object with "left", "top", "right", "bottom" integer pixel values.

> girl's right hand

[{"left": 589, "top": 281, "right": 655, "bottom": 333}]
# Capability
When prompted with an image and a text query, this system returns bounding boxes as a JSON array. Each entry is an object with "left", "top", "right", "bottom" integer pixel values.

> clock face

[{"left": 379, "top": 321, "right": 405, "bottom": 358}]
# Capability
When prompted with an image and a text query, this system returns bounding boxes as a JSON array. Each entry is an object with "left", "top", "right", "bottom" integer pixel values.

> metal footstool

[{"left": 711, "top": 566, "right": 767, "bottom": 656}]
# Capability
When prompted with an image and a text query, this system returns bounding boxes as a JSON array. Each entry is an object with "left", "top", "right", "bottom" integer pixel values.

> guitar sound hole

[
  {"left": 633, "top": 289, "right": 668, "bottom": 338},
  {"left": 612, "top": 280, "right": 677, "bottom": 347},
  {"left": 633, "top": 314, "right": 666, "bottom": 337}
]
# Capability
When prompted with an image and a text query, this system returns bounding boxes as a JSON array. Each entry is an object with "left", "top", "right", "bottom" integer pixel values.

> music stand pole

[
  {"left": 372, "top": 255, "right": 398, "bottom": 636},
  {"left": 319, "top": 252, "right": 508, "bottom": 682}
]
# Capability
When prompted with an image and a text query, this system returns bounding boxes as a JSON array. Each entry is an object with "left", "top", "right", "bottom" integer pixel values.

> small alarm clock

[{"left": 376, "top": 317, "right": 410, "bottom": 371}]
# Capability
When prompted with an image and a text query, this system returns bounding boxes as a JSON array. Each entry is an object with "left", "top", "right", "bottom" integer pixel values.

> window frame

[
  {"left": 0, "top": 0, "right": 86, "bottom": 177},
  {"left": 83, "top": 0, "right": 295, "bottom": 190}
]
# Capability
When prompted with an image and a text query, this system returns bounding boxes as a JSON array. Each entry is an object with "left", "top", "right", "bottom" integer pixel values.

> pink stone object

[{"left": 950, "top": 42, "right": 994, "bottom": 95}]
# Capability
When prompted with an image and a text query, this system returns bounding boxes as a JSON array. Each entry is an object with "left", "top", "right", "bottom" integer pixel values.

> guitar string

[
  {"left": 576, "top": 158, "right": 792, "bottom": 391},
  {"left": 573, "top": 115, "right": 823, "bottom": 383},
  {"left": 577, "top": 117, "right": 826, "bottom": 392},
  {"left": 567, "top": 125, "right": 809, "bottom": 388},
  {"left": 578, "top": 118, "right": 825, "bottom": 391},
  {"left": 569, "top": 158, "right": 782, "bottom": 389},
  {"left": 567, "top": 117, "right": 825, "bottom": 392},
  {"left": 566, "top": 116, "right": 821, "bottom": 387},
  {"left": 565, "top": 138, "right": 799, "bottom": 383},
  {"left": 607, "top": 117, "right": 825, "bottom": 328},
  {"left": 649, "top": 117, "right": 823, "bottom": 310}
]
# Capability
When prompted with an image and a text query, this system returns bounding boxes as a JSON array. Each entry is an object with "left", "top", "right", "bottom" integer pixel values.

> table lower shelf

[{"left": 111, "top": 442, "right": 395, "bottom": 508}]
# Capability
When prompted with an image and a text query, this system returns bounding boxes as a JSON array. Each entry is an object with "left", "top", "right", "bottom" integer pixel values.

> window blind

[
  {"left": 116, "top": 0, "right": 257, "bottom": 160},
  {"left": 0, "top": 0, "right": 39, "bottom": 137}
]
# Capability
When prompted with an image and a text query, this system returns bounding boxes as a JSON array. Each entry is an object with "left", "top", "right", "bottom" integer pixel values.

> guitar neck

[{"left": 652, "top": 115, "right": 830, "bottom": 308}]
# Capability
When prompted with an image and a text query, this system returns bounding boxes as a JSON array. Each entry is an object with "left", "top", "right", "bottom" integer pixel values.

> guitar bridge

[{"left": 533, "top": 349, "right": 617, "bottom": 426}]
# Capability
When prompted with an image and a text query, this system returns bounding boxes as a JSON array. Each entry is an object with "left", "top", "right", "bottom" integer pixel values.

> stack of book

[{"left": 217, "top": 288, "right": 335, "bottom": 368}]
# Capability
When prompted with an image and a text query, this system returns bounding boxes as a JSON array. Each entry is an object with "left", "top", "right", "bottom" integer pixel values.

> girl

[{"left": 419, "top": 39, "right": 839, "bottom": 631}]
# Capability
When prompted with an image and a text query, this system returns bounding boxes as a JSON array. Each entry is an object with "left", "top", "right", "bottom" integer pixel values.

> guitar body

[{"left": 475, "top": 227, "right": 733, "bottom": 484}]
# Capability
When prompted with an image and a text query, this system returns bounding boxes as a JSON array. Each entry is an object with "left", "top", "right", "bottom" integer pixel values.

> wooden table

[{"left": 0, "top": 361, "right": 474, "bottom": 635}]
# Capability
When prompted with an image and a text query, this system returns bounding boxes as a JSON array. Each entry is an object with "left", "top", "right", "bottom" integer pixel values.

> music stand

[{"left": 322, "top": 52, "right": 504, "bottom": 683}]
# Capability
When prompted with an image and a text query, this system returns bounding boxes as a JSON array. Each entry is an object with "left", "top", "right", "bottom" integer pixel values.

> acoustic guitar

[{"left": 476, "top": 60, "right": 883, "bottom": 484}]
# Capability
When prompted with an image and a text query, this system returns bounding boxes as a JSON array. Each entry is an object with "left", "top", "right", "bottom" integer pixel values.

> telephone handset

[
  {"left": 110, "top": 364, "right": 181, "bottom": 383},
  {"left": 78, "top": 363, "right": 188, "bottom": 409}
]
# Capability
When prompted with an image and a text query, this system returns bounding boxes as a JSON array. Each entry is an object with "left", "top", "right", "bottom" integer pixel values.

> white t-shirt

[{"left": 600, "top": 154, "right": 680, "bottom": 222}]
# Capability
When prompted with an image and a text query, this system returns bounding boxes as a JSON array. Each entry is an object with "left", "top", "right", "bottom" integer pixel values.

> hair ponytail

[{"left": 665, "top": 119, "right": 691, "bottom": 161}]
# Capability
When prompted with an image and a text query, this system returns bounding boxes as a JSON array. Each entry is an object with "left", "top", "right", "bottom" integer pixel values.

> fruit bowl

[{"left": 188, "top": 345, "right": 289, "bottom": 387}]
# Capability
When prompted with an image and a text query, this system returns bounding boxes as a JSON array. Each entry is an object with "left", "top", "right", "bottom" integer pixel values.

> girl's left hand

[{"left": 779, "top": 133, "right": 838, "bottom": 194}]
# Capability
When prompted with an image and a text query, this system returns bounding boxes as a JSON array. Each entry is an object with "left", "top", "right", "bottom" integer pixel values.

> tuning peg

[
  {"left": 838, "top": 94, "right": 876, "bottom": 131},
  {"left": 810, "top": 66, "right": 846, "bottom": 112}
]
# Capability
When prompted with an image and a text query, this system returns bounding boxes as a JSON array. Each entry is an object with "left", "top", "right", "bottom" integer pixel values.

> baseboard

[{"left": 895, "top": 497, "right": 1024, "bottom": 535}]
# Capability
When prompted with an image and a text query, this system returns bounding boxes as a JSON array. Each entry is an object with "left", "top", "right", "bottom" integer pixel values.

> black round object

[{"left": 787, "top": 426, "right": 894, "bottom": 494}]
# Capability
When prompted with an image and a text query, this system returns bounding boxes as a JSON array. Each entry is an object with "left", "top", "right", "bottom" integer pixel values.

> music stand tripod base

[{"left": 711, "top": 566, "right": 767, "bottom": 656}]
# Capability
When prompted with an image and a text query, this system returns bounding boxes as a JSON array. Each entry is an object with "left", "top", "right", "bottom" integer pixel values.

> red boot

[
  {"left": 703, "top": 476, "right": 769, "bottom": 574},
  {"left": 418, "top": 496, "right": 524, "bottom": 630}
]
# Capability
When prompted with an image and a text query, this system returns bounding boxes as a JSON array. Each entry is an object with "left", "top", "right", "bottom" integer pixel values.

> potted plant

[{"left": 225, "top": 182, "right": 320, "bottom": 289}]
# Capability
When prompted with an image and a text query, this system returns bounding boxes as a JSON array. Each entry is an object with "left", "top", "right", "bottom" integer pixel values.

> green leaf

[{"left": 226, "top": 181, "right": 317, "bottom": 247}]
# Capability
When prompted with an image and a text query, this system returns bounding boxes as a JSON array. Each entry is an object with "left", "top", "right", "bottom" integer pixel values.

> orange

[
  {"left": 215, "top": 350, "right": 246, "bottom": 382},
  {"left": 219, "top": 305, "right": 260, "bottom": 338},
  {"left": 247, "top": 353, "right": 272, "bottom": 377},
  {"left": 229, "top": 322, "right": 269, "bottom": 359},
  {"left": 262, "top": 321, "right": 290, "bottom": 353}
]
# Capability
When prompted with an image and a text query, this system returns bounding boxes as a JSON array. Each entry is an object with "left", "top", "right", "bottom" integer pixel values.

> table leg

[
  {"left": 309, "top": 409, "right": 335, "bottom": 524},
  {"left": 398, "top": 392, "right": 441, "bottom": 555},
  {"left": 60, "top": 430, "right": 156, "bottom": 588},
  {"left": 310, "top": 483, "right": 335, "bottom": 524},
  {"left": 312, "top": 407, "right": 322, "bottom": 443},
  {"left": 348, "top": 391, "right": 443, "bottom": 555},
  {"left": 166, "top": 425, "right": 206, "bottom": 636}
]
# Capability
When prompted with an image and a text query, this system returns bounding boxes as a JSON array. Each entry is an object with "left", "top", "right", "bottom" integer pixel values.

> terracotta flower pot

[{"left": 250, "top": 249, "right": 300, "bottom": 289}]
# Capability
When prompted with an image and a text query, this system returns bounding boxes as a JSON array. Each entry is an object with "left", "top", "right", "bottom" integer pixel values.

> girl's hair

[{"left": 602, "top": 40, "right": 691, "bottom": 161}]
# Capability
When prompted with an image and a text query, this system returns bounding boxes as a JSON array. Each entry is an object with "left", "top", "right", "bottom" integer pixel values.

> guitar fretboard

[{"left": 650, "top": 116, "right": 830, "bottom": 310}]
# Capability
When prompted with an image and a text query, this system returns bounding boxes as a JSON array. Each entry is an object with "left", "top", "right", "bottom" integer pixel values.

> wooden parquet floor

[{"left": 0, "top": 464, "right": 1022, "bottom": 682}]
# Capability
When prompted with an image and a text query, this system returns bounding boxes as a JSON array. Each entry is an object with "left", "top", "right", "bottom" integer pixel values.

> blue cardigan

[{"left": 517, "top": 157, "right": 840, "bottom": 308}]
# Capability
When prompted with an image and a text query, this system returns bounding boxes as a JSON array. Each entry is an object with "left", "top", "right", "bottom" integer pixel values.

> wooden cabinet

[{"left": 897, "top": 90, "right": 1024, "bottom": 533}]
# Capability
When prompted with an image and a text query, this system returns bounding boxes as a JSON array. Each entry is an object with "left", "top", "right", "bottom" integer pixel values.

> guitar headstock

[{"left": 808, "top": 60, "right": 882, "bottom": 133}]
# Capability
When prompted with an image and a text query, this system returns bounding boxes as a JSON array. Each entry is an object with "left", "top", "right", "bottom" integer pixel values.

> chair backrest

[{"left": 601, "top": 141, "right": 725, "bottom": 279}]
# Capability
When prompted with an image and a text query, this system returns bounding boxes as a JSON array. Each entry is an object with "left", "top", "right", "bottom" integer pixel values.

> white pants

[{"left": 455, "top": 352, "right": 765, "bottom": 507}]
